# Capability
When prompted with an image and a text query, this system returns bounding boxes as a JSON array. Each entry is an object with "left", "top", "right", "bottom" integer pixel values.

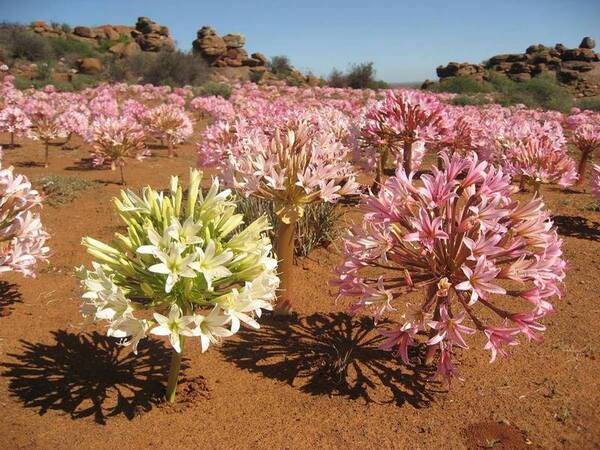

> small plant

[
  {"left": 77, "top": 170, "right": 279, "bottom": 403},
  {"left": 235, "top": 196, "right": 343, "bottom": 257},
  {"left": 503, "top": 131, "right": 578, "bottom": 195},
  {"left": 195, "top": 82, "right": 232, "bottom": 99},
  {"left": 125, "top": 50, "right": 209, "bottom": 87},
  {"left": 359, "top": 89, "right": 445, "bottom": 182},
  {"left": 33, "top": 175, "right": 98, "bottom": 206},
  {"left": 430, "top": 76, "right": 493, "bottom": 95},
  {"left": 89, "top": 116, "right": 146, "bottom": 184},
  {"left": 0, "top": 105, "right": 31, "bottom": 147},
  {"left": 6, "top": 28, "right": 54, "bottom": 61},
  {"left": 554, "top": 407, "right": 571, "bottom": 423},
  {"left": 268, "top": 55, "right": 293, "bottom": 77},
  {"left": 145, "top": 104, "right": 194, "bottom": 157},
  {"left": 97, "top": 34, "right": 131, "bottom": 53},
  {"left": 26, "top": 99, "right": 68, "bottom": 167},
  {"left": 48, "top": 36, "right": 96, "bottom": 59},
  {"left": 567, "top": 111, "right": 600, "bottom": 186},
  {"left": 576, "top": 97, "right": 600, "bottom": 113},
  {"left": 489, "top": 74, "right": 573, "bottom": 112},
  {"left": 450, "top": 95, "right": 491, "bottom": 106}
]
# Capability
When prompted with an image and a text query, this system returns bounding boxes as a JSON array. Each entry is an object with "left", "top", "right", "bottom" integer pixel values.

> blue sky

[{"left": 3, "top": 0, "right": 599, "bottom": 82}]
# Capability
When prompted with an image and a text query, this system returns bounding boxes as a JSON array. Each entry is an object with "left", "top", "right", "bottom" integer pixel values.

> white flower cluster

[{"left": 77, "top": 169, "right": 279, "bottom": 354}]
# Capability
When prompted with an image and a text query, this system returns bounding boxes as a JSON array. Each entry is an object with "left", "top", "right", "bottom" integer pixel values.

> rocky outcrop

[
  {"left": 30, "top": 17, "right": 175, "bottom": 55},
  {"left": 132, "top": 17, "right": 174, "bottom": 52},
  {"left": 76, "top": 57, "right": 103, "bottom": 74},
  {"left": 192, "top": 26, "right": 266, "bottom": 72},
  {"left": 432, "top": 36, "right": 600, "bottom": 97}
]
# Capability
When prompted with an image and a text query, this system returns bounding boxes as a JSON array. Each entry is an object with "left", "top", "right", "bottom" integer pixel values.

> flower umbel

[{"left": 334, "top": 152, "right": 565, "bottom": 384}]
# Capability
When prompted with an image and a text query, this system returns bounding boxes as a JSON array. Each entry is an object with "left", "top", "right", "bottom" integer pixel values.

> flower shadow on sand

[
  {"left": 0, "top": 281, "right": 22, "bottom": 317},
  {"left": 553, "top": 215, "right": 600, "bottom": 241},
  {"left": 222, "top": 312, "right": 434, "bottom": 407},
  {"left": 2, "top": 330, "right": 184, "bottom": 424}
]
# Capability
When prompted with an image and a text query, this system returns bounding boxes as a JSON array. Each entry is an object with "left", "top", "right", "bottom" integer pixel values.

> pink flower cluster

[
  {"left": 358, "top": 90, "right": 447, "bottom": 173},
  {"left": 89, "top": 116, "right": 146, "bottom": 168},
  {"left": 144, "top": 104, "right": 194, "bottom": 149},
  {"left": 0, "top": 106, "right": 32, "bottom": 139},
  {"left": 221, "top": 118, "right": 360, "bottom": 221},
  {"left": 501, "top": 119, "right": 577, "bottom": 188},
  {"left": 334, "top": 152, "right": 565, "bottom": 384},
  {"left": 0, "top": 159, "right": 49, "bottom": 276}
]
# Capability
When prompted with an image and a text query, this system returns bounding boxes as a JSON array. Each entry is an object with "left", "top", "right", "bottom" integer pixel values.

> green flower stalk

[{"left": 76, "top": 169, "right": 279, "bottom": 403}]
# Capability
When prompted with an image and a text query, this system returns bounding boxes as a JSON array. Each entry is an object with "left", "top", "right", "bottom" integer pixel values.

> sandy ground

[{"left": 0, "top": 132, "right": 599, "bottom": 449}]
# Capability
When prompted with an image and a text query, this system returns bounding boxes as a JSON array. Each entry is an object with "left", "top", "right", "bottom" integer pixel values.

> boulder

[
  {"left": 31, "top": 20, "right": 49, "bottom": 29},
  {"left": 249, "top": 66, "right": 267, "bottom": 74},
  {"left": 70, "top": 35, "right": 99, "bottom": 48},
  {"left": 532, "top": 63, "right": 549, "bottom": 75},
  {"left": 242, "top": 57, "right": 262, "bottom": 67},
  {"left": 137, "top": 33, "right": 174, "bottom": 52},
  {"left": 223, "top": 33, "right": 245, "bottom": 48},
  {"left": 506, "top": 53, "right": 528, "bottom": 62},
  {"left": 113, "top": 25, "right": 134, "bottom": 35},
  {"left": 526, "top": 44, "right": 546, "bottom": 54},
  {"left": 508, "top": 72, "right": 531, "bottom": 82},
  {"left": 436, "top": 62, "right": 460, "bottom": 78},
  {"left": 73, "top": 26, "right": 96, "bottom": 38},
  {"left": 562, "top": 60, "right": 594, "bottom": 72},
  {"left": 109, "top": 41, "right": 141, "bottom": 57},
  {"left": 76, "top": 58, "right": 102, "bottom": 74},
  {"left": 492, "top": 62, "right": 512, "bottom": 72},
  {"left": 193, "top": 34, "right": 227, "bottom": 56},
  {"left": 251, "top": 52, "right": 268, "bottom": 65},
  {"left": 94, "top": 25, "right": 120, "bottom": 41},
  {"left": 198, "top": 26, "right": 218, "bottom": 38},
  {"left": 557, "top": 68, "right": 583, "bottom": 83},
  {"left": 509, "top": 62, "right": 532, "bottom": 74},
  {"left": 579, "top": 37, "right": 596, "bottom": 49},
  {"left": 488, "top": 53, "right": 527, "bottom": 65},
  {"left": 561, "top": 48, "right": 596, "bottom": 62},
  {"left": 436, "top": 62, "right": 482, "bottom": 78},
  {"left": 136, "top": 17, "right": 163, "bottom": 34},
  {"left": 529, "top": 50, "right": 560, "bottom": 65},
  {"left": 421, "top": 79, "right": 435, "bottom": 90}
]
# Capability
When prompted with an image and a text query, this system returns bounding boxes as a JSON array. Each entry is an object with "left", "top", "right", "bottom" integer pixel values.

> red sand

[{"left": 0, "top": 134, "right": 599, "bottom": 449}]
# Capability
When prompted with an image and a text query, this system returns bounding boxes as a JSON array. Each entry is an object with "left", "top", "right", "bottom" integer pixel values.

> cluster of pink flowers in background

[{"left": 89, "top": 115, "right": 147, "bottom": 168}]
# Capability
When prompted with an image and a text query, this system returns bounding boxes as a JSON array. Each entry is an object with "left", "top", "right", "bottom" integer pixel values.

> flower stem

[
  {"left": 402, "top": 141, "right": 412, "bottom": 175},
  {"left": 576, "top": 150, "right": 590, "bottom": 186},
  {"left": 119, "top": 164, "right": 126, "bottom": 185},
  {"left": 533, "top": 180, "right": 541, "bottom": 197},
  {"left": 10, "top": 132, "right": 14, "bottom": 148},
  {"left": 373, "top": 147, "right": 389, "bottom": 192},
  {"left": 274, "top": 218, "right": 297, "bottom": 315},
  {"left": 44, "top": 141, "right": 49, "bottom": 167},
  {"left": 166, "top": 336, "right": 185, "bottom": 403}
]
